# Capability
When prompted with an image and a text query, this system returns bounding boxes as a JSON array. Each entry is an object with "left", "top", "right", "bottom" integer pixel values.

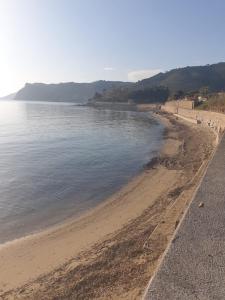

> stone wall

[
  {"left": 162, "top": 102, "right": 225, "bottom": 140},
  {"left": 177, "top": 108, "right": 225, "bottom": 134},
  {"left": 162, "top": 100, "right": 194, "bottom": 113}
]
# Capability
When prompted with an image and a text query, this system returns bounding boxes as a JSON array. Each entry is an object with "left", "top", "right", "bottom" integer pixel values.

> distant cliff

[{"left": 15, "top": 81, "right": 132, "bottom": 103}]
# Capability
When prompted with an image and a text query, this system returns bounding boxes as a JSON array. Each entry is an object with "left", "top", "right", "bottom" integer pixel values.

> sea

[{"left": 0, "top": 100, "right": 164, "bottom": 243}]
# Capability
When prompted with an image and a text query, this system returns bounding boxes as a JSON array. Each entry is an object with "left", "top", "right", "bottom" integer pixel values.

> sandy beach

[{"left": 0, "top": 112, "right": 215, "bottom": 299}]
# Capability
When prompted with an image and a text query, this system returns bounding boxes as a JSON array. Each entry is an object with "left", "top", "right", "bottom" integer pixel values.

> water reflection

[{"left": 0, "top": 101, "right": 27, "bottom": 124}]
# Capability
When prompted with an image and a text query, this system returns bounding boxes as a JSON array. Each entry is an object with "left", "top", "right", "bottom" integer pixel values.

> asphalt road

[{"left": 145, "top": 134, "right": 225, "bottom": 300}]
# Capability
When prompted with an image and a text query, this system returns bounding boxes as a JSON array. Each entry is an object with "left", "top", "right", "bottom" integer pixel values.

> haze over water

[{"left": 0, "top": 101, "right": 164, "bottom": 244}]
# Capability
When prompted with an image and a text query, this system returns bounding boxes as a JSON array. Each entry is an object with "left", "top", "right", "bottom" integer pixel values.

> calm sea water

[{"left": 0, "top": 101, "right": 164, "bottom": 243}]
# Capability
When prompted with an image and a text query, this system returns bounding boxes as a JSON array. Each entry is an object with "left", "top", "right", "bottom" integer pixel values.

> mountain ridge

[
  {"left": 11, "top": 62, "right": 225, "bottom": 103},
  {"left": 137, "top": 62, "right": 225, "bottom": 93},
  {"left": 14, "top": 80, "right": 132, "bottom": 103}
]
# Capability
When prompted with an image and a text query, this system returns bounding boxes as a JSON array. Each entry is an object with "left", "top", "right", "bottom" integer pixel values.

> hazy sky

[{"left": 1, "top": 0, "right": 225, "bottom": 96}]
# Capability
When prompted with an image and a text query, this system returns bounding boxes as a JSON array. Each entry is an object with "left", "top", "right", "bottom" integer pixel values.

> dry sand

[{"left": 0, "top": 113, "right": 215, "bottom": 299}]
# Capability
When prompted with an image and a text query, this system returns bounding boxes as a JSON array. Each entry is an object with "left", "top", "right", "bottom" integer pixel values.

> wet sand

[{"left": 0, "top": 112, "right": 216, "bottom": 299}]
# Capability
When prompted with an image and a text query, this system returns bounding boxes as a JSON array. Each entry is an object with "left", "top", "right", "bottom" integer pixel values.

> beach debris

[
  {"left": 198, "top": 202, "right": 204, "bottom": 208},
  {"left": 144, "top": 157, "right": 159, "bottom": 170},
  {"left": 19, "top": 288, "right": 25, "bottom": 294},
  {"left": 175, "top": 220, "right": 179, "bottom": 228},
  {"left": 168, "top": 186, "right": 183, "bottom": 198}
]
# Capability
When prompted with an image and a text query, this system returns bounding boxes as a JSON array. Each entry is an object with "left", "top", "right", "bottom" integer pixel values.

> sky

[{"left": 1, "top": 0, "right": 225, "bottom": 96}]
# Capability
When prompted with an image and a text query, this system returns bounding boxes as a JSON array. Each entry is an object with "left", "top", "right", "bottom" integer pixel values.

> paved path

[{"left": 145, "top": 134, "right": 225, "bottom": 300}]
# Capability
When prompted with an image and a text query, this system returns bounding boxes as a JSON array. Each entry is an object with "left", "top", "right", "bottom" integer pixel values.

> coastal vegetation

[
  {"left": 197, "top": 92, "right": 225, "bottom": 113},
  {"left": 91, "top": 62, "right": 225, "bottom": 104},
  {"left": 91, "top": 86, "right": 169, "bottom": 104}
]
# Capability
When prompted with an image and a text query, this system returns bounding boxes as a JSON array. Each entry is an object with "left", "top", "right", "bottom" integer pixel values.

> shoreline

[
  {"left": 0, "top": 107, "right": 162, "bottom": 246},
  {"left": 0, "top": 112, "right": 216, "bottom": 299},
  {"left": 0, "top": 110, "right": 163, "bottom": 247}
]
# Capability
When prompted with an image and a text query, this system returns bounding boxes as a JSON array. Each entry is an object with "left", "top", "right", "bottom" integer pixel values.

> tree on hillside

[
  {"left": 173, "top": 90, "right": 184, "bottom": 100},
  {"left": 129, "top": 86, "right": 169, "bottom": 104}
]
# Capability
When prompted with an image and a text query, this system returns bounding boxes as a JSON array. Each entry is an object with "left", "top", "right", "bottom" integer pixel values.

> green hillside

[
  {"left": 138, "top": 62, "right": 225, "bottom": 93},
  {"left": 92, "top": 63, "right": 225, "bottom": 104}
]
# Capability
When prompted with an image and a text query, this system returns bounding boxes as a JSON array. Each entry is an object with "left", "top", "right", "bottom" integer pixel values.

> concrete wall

[
  {"left": 162, "top": 100, "right": 194, "bottom": 113},
  {"left": 137, "top": 104, "right": 161, "bottom": 111},
  {"left": 177, "top": 108, "right": 225, "bottom": 133},
  {"left": 161, "top": 101, "right": 178, "bottom": 114},
  {"left": 162, "top": 101, "right": 225, "bottom": 136}
]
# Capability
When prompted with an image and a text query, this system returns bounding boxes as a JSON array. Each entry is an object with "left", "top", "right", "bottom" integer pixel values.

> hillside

[
  {"left": 91, "top": 62, "right": 225, "bottom": 104},
  {"left": 15, "top": 81, "right": 132, "bottom": 103},
  {"left": 13, "top": 62, "right": 225, "bottom": 104},
  {"left": 138, "top": 62, "right": 225, "bottom": 93}
]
